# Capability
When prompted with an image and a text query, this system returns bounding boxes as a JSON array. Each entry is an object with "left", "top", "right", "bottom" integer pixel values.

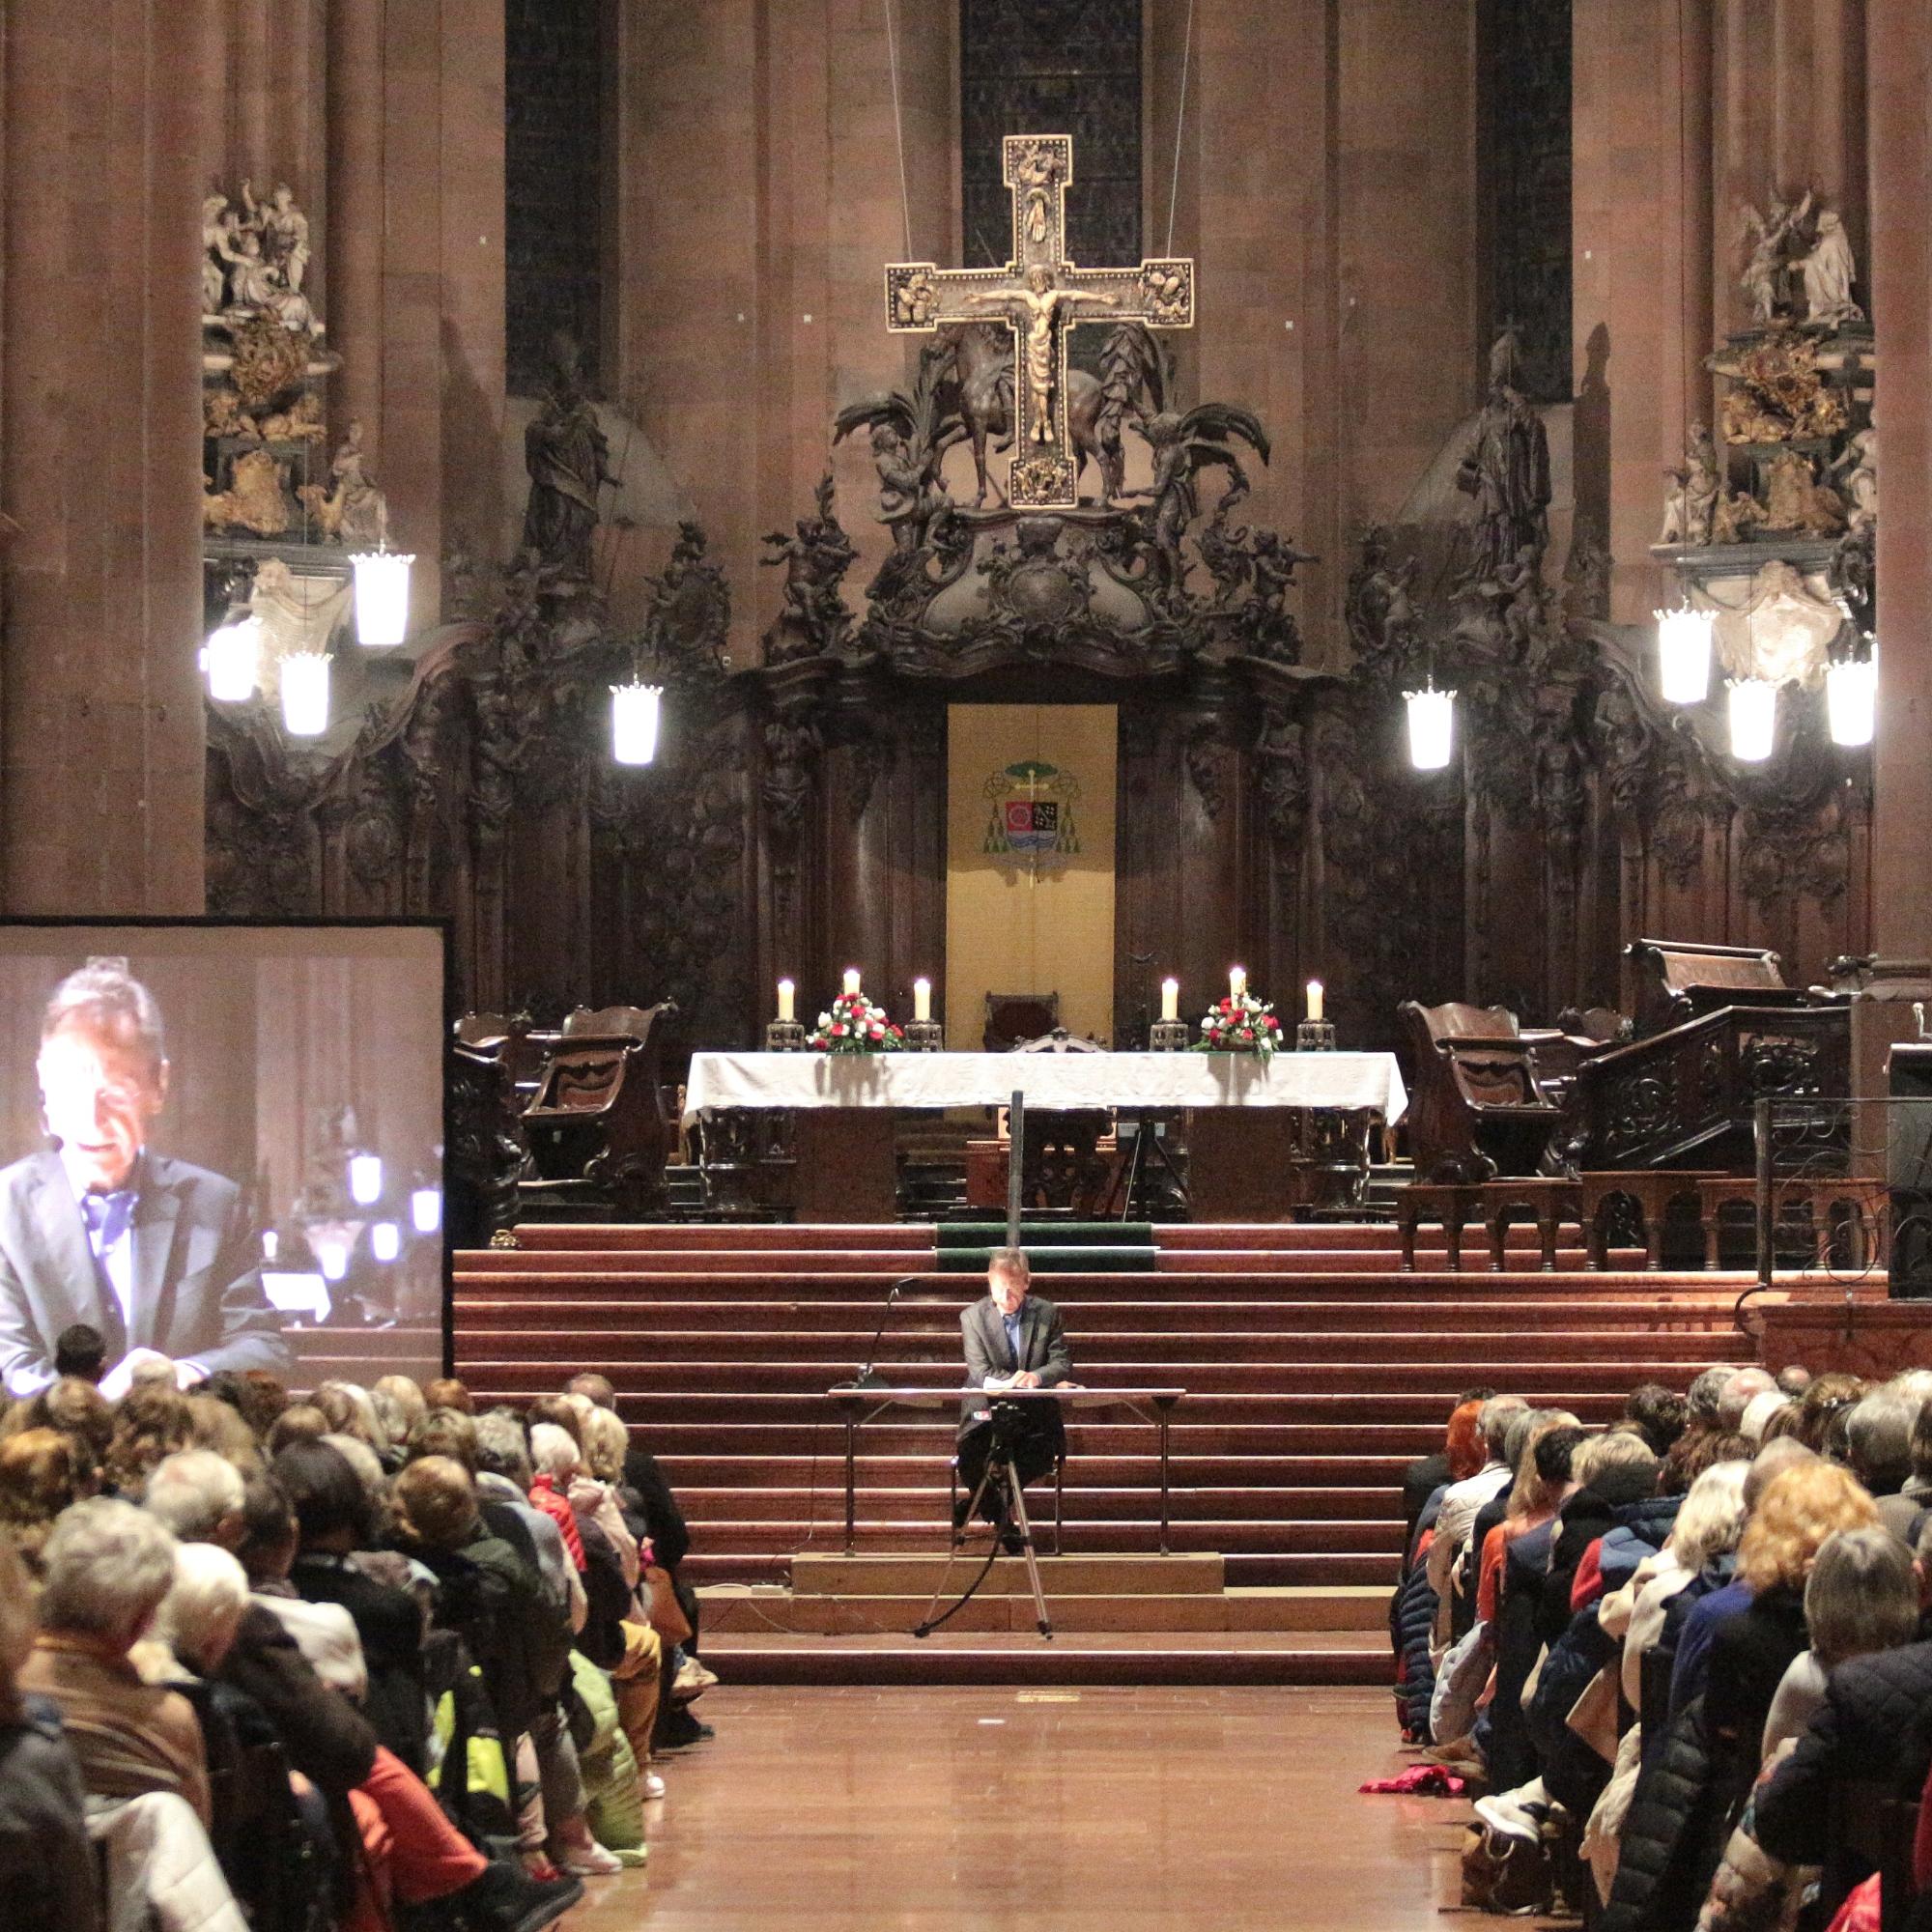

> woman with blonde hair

[
  {"left": 0, "top": 1428, "right": 91, "bottom": 1575},
  {"left": 1704, "top": 1461, "right": 1879, "bottom": 1810}
]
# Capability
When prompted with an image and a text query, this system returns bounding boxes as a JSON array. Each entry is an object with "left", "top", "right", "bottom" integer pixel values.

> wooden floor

[{"left": 573, "top": 1684, "right": 1544, "bottom": 1931}]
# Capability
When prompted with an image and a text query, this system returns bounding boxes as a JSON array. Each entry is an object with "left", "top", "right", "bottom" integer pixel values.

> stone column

[
  {"left": 1866, "top": 0, "right": 1932, "bottom": 961},
  {"left": 0, "top": 0, "right": 212, "bottom": 913}
]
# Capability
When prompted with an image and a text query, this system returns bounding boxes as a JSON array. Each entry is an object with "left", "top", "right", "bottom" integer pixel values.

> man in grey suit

[
  {"left": 0, "top": 962, "right": 290, "bottom": 1400},
  {"left": 956, "top": 1246, "right": 1076, "bottom": 1544}
]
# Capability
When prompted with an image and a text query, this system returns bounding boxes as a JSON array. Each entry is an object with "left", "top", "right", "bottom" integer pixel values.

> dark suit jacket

[
  {"left": 0, "top": 1149, "right": 291, "bottom": 1397},
  {"left": 958, "top": 1293, "right": 1073, "bottom": 1430}
]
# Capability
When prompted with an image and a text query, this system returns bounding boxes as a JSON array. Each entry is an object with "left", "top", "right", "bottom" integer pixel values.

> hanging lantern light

[
  {"left": 347, "top": 1151, "right": 384, "bottom": 1207},
  {"left": 349, "top": 545, "right": 415, "bottom": 647},
  {"left": 369, "top": 1221, "right": 402, "bottom": 1264},
  {"left": 307, "top": 1224, "right": 358, "bottom": 1282},
  {"left": 1826, "top": 647, "right": 1877, "bottom": 748},
  {"left": 203, "top": 612, "right": 263, "bottom": 703},
  {"left": 1404, "top": 681, "right": 1456, "bottom": 772},
  {"left": 280, "top": 648, "right": 332, "bottom": 736},
  {"left": 611, "top": 678, "right": 663, "bottom": 766},
  {"left": 411, "top": 1180, "right": 441, "bottom": 1235},
  {"left": 1726, "top": 677, "right": 1778, "bottom": 762},
  {"left": 1655, "top": 604, "right": 1716, "bottom": 705}
]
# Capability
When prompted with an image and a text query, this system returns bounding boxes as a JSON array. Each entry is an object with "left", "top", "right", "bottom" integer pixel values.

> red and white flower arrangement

[
  {"left": 808, "top": 989, "right": 905, "bottom": 1054},
  {"left": 1196, "top": 989, "right": 1283, "bottom": 1063}
]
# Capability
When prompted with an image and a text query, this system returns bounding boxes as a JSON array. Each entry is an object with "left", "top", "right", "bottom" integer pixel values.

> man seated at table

[{"left": 956, "top": 1247, "right": 1076, "bottom": 1550}]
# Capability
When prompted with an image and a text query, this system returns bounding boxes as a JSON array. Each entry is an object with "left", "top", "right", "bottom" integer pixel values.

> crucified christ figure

[{"left": 963, "top": 264, "right": 1113, "bottom": 445}]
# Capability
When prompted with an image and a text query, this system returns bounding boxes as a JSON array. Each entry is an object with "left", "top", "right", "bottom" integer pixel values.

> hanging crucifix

[{"left": 885, "top": 133, "right": 1195, "bottom": 508}]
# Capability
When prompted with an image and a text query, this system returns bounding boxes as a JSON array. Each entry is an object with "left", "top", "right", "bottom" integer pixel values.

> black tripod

[{"left": 915, "top": 1436, "right": 1053, "bottom": 1640}]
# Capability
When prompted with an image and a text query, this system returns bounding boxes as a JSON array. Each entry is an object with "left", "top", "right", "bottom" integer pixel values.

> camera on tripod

[{"left": 986, "top": 1398, "right": 1031, "bottom": 1448}]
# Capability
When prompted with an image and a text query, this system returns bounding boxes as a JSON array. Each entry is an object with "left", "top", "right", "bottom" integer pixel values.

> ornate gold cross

[{"left": 884, "top": 133, "right": 1195, "bottom": 508}]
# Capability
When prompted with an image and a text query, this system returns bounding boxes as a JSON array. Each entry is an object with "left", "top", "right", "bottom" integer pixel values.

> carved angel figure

[
  {"left": 1135, "top": 403, "right": 1271, "bottom": 602},
  {"left": 1832, "top": 422, "right": 1878, "bottom": 533},
  {"left": 1738, "top": 191, "right": 1811, "bottom": 325}
]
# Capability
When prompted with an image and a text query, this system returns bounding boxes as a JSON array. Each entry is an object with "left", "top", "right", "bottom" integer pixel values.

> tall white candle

[
  {"left": 777, "top": 979, "right": 795, "bottom": 1023},
  {"left": 1229, "top": 965, "right": 1247, "bottom": 1002},
  {"left": 913, "top": 977, "right": 931, "bottom": 1023},
  {"left": 842, "top": 967, "right": 861, "bottom": 998},
  {"left": 1160, "top": 977, "right": 1179, "bottom": 1022},
  {"left": 1306, "top": 979, "right": 1323, "bottom": 1023}
]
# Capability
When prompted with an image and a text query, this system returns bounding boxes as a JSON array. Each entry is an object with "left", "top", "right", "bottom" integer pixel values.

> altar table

[{"left": 684, "top": 1050, "right": 1406, "bottom": 1222}]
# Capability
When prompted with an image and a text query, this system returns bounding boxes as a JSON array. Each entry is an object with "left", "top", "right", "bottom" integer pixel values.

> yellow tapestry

[{"left": 945, "top": 703, "right": 1117, "bottom": 1048}]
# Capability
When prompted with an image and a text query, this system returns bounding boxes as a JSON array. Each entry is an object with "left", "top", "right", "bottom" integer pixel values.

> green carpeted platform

[{"left": 935, "top": 1222, "right": 1158, "bottom": 1271}]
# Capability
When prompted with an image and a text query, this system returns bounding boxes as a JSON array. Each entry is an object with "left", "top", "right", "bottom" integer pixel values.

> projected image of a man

[{"left": 0, "top": 962, "right": 290, "bottom": 1399}]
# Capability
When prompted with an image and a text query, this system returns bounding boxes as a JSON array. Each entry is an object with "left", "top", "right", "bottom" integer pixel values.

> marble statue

[
  {"left": 1739, "top": 191, "right": 1810, "bottom": 325},
  {"left": 247, "top": 181, "right": 312, "bottom": 294},
  {"left": 1832, "top": 421, "right": 1878, "bottom": 533},
  {"left": 1800, "top": 211, "right": 1863, "bottom": 327},
  {"left": 298, "top": 420, "right": 390, "bottom": 545},
  {"left": 1761, "top": 449, "right": 1846, "bottom": 536},
  {"left": 1658, "top": 422, "right": 1720, "bottom": 545}
]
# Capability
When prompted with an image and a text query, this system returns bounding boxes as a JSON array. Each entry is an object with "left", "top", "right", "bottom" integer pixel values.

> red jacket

[{"left": 527, "top": 1474, "right": 586, "bottom": 1571}]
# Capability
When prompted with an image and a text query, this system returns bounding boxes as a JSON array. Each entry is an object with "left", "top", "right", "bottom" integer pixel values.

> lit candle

[
  {"left": 1160, "top": 978, "right": 1179, "bottom": 1023},
  {"left": 777, "top": 979, "right": 795, "bottom": 1023},
  {"left": 842, "top": 967, "right": 861, "bottom": 998},
  {"left": 913, "top": 977, "right": 931, "bottom": 1023},
  {"left": 1229, "top": 965, "right": 1247, "bottom": 1002},
  {"left": 1306, "top": 979, "right": 1324, "bottom": 1024}
]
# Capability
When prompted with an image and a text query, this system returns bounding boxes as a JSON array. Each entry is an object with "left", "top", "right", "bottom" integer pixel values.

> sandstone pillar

[
  {"left": 0, "top": 0, "right": 212, "bottom": 913},
  {"left": 1866, "top": 0, "right": 1932, "bottom": 962}
]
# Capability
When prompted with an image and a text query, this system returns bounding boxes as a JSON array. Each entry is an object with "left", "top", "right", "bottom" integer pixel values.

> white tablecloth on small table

[{"left": 680, "top": 1048, "right": 1406, "bottom": 1128}]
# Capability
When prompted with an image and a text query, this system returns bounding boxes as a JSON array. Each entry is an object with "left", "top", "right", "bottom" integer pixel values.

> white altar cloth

[{"left": 680, "top": 1049, "right": 1406, "bottom": 1128}]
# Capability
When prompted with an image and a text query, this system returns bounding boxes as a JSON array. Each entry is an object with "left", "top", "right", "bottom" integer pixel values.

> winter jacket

[
  {"left": 1598, "top": 1497, "right": 1684, "bottom": 1594},
  {"left": 89, "top": 1790, "right": 246, "bottom": 1932},
  {"left": 1490, "top": 1518, "right": 1557, "bottom": 1794},
  {"left": 1394, "top": 1553, "right": 1440, "bottom": 1741},
  {"left": 290, "top": 1551, "right": 432, "bottom": 1774},
  {"left": 1601, "top": 1692, "right": 1719, "bottom": 1932},
  {"left": 1703, "top": 1585, "right": 1808, "bottom": 1818},
  {"left": 1753, "top": 1637, "right": 1932, "bottom": 1919},
  {"left": 623, "top": 1444, "right": 691, "bottom": 1571},
  {"left": 1528, "top": 1605, "right": 1621, "bottom": 1817},
  {"left": 569, "top": 1651, "right": 644, "bottom": 1854},
  {"left": 0, "top": 1695, "right": 99, "bottom": 1932},
  {"left": 213, "top": 1605, "right": 377, "bottom": 1798}
]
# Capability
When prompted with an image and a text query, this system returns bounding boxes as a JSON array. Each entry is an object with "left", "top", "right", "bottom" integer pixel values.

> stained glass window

[
  {"left": 505, "top": 0, "right": 605, "bottom": 396},
  {"left": 1483, "top": 0, "right": 1572, "bottom": 405},
  {"left": 959, "top": 0, "right": 1144, "bottom": 272}
]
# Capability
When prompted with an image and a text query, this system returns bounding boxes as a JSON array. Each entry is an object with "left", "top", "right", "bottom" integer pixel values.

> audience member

[
  {"left": 0, "top": 1537, "right": 99, "bottom": 1932},
  {"left": 52, "top": 1323, "right": 107, "bottom": 1385},
  {"left": 0, "top": 1426, "right": 91, "bottom": 1573},
  {"left": 18, "top": 1498, "right": 211, "bottom": 1822},
  {"left": 421, "top": 1378, "right": 473, "bottom": 1415}
]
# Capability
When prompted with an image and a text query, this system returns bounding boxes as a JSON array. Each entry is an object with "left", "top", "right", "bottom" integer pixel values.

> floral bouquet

[
  {"left": 808, "top": 989, "right": 905, "bottom": 1054},
  {"left": 1196, "top": 991, "right": 1284, "bottom": 1063}
]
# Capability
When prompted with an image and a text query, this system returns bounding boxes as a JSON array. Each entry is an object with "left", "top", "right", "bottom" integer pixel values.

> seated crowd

[
  {"left": 1393, "top": 1361, "right": 1932, "bottom": 1929},
  {"left": 0, "top": 1338, "right": 715, "bottom": 1932}
]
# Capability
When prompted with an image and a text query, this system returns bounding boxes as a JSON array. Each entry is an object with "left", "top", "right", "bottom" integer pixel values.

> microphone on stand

[{"left": 848, "top": 1274, "right": 924, "bottom": 1389}]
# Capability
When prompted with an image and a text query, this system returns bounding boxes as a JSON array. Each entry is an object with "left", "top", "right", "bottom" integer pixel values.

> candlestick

[
  {"left": 777, "top": 978, "right": 795, "bottom": 1023},
  {"left": 1229, "top": 965, "right": 1247, "bottom": 1002},
  {"left": 842, "top": 967, "right": 861, "bottom": 998},
  {"left": 1160, "top": 977, "right": 1179, "bottom": 1023},
  {"left": 913, "top": 977, "right": 931, "bottom": 1023},
  {"left": 1306, "top": 979, "right": 1323, "bottom": 1024}
]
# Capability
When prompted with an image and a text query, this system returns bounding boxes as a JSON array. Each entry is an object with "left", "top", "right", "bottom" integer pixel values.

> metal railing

[{"left": 1747, "top": 1096, "right": 1932, "bottom": 1294}]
